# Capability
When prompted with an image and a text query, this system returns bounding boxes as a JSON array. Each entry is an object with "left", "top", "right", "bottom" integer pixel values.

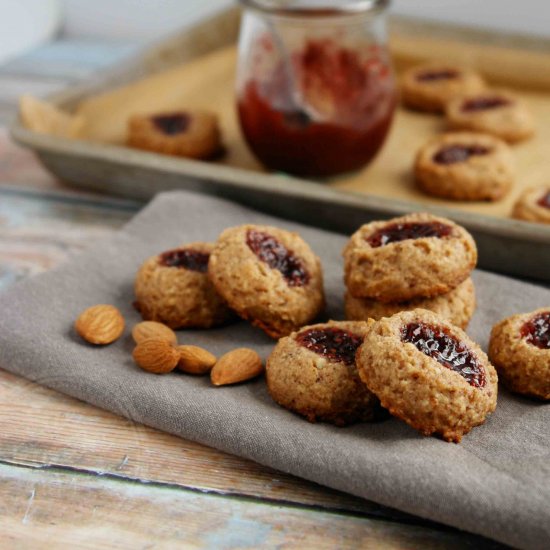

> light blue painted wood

[
  {"left": 0, "top": 186, "right": 138, "bottom": 289},
  {"left": 0, "top": 39, "right": 136, "bottom": 122},
  {"left": 0, "top": 462, "right": 501, "bottom": 549},
  {"left": 0, "top": 40, "right": 138, "bottom": 80}
]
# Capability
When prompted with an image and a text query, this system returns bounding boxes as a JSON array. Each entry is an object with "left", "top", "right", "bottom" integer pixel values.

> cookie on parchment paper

[
  {"left": 446, "top": 90, "right": 535, "bottom": 143},
  {"left": 414, "top": 132, "right": 514, "bottom": 201},
  {"left": 512, "top": 185, "right": 550, "bottom": 224},
  {"left": 401, "top": 63, "right": 485, "bottom": 113},
  {"left": 128, "top": 110, "right": 221, "bottom": 159}
]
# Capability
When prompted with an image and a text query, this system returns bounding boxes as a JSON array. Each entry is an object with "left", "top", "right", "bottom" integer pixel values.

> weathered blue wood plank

[
  {"left": 0, "top": 186, "right": 139, "bottom": 289},
  {"left": 0, "top": 463, "right": 503, "bottom": 549}
]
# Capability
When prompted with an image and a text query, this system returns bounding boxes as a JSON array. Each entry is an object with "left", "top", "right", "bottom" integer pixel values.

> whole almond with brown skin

[
  {"left": 132, "top": 321, "right": 177, "bottom": 345},
  {"left": 75, "top": 304, "right": 125, "bottom": 345},
  {"left": 210, "top": 348, "right": 264, "bottom": 386},
  {"left": 177, "top": 345, "right": 217, "bottom": 375},
  {"left": 133, "top": 339, "right": 179, "bottom": 374}
]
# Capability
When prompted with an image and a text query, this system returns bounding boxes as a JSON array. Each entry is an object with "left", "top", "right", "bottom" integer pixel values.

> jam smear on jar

[
  {"left": 246, "top": 229, "right": 309, "bottom": 287},
  {"left": 159, "top": 248, "right": 209, "bottom": 272},
  {"left": 461, "top": 96, "right": 511, "bottom": 113},
  {"left": 433, "top": 144, "right": 490, "bottom": 165},
  {"left": 238, "top": 39, "right": 396, "bottom": 177},
  {"left": 402, "top": 322, "right": 485, "bottom": 388},
  {"left": 297, "top": 327, "right": 363, "bottom": 366},
  {"left": 367, "top": 221, "right": 452, "bottom": 248},
  {"left": 520, "top": 311, "right": 550, "bottom": 349},
  {"left": 152, "top": 113, "right": 191, "bottom": 135},
  {"left": 417, "top": 69, "right": 459, "bottom": 82},
  {"left": 537, "top": 191, "right": 550, "bottom": 209}
]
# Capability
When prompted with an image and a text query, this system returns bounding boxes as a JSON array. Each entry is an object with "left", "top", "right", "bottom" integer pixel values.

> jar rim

[{"left": 238, "top": 0, "right": 390, "bottom": 18}]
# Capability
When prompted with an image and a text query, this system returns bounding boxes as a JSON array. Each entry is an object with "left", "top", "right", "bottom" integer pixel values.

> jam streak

[
  {"left": 433, "top": 145, "right": 490, "bottom": 165},
  {"left": 297, "top": 328, "right": 363, "bottom": 366},
  {"left": 367, "top": 222, "right": 452, "bottom": 248},
  {"left": 402, "top": 322, "right": 485, "bottom": 387},
  {"left": 461, "top": 97, "right": 511, "bottom": 112},
  {"left": 417, "top": 69, "right": 458, "bottom": 82},
  {"left": 152, "top": 113, "right": 190, "bottom": 135},
  {"left": 537, "top": 191, "right": 550, "bottom": 209},
  {"left": 521, "top": 312, "right": 550, "bottom": 349},
  {"left": 246, "top": 230, "right": 309, "bottom": 287},
  {"left": 159, "top": 248, "right": 209, "bottom": 272}
]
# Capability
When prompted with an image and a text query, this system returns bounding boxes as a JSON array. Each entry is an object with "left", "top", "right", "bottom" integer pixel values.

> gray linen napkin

[{"left": 0, "top": 190, "right": 548, "bottom": 549}]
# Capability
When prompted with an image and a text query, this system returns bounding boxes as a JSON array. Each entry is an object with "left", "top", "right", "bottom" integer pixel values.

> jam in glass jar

[{"left": 236, "top": 0, "right": 396, "bottom": 177}]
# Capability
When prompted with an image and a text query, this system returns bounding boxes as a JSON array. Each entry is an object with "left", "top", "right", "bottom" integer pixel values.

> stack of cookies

[{"left": 343, "top": 212, "right": 477, "bottom": 329}]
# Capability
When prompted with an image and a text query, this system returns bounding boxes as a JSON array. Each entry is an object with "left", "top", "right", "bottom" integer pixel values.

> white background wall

[
  {"left": 0, "top": 0, "right": 61, "bottom": 62},
  {"left": 0, "top": 0, "right": 549, "bottom": 64},
  {"left": 61, "top": 0, "right": 550, "bottom": 40}
]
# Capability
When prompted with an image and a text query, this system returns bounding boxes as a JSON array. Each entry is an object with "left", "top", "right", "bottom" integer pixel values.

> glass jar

[{"left": 236, "top": 0, "right": 396, "bottom": 177}]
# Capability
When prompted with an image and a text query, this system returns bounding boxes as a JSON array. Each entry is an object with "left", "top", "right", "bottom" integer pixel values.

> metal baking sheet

[{"left": 10, "top": 7, "right": 550, "bottom": 282}]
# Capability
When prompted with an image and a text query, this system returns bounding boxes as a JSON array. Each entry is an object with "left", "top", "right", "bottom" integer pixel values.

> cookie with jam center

[
  {"left": 134, "top": 242, "right": 234, "bottom": 329},
  {"left": 512, "top": 185, "right": 550, "bottom": 224},
  {"left": 208, "top": 224, "right": 325, "bottom": 338},
  {"left": 356, "top": 309, "right": 498, "bottom": 442},
  {"left": 345, "top": 277, "right": 476, "bottom": 330},
  {"left": 445, "top": 90, "right": 535, "bottom": 143},
  {"left": 266, "top": 320, "right": 379, "bottom": 426},
  {"left": 127, "top": 110, "right": 221, "bottom": 159},
  {"left": 414, "top": 132, "right": 515, "bottom": 201},
  {"left": 343, "top": 213, "right": 477, "bottom": 303},
  {"left": 489, "top": 308, "right": 550, "bottom": 400},
  {"left": 401, "top": 63, "right": 485, "bottom": 113}
]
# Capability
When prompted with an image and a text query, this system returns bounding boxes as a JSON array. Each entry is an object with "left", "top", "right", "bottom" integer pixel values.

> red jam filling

[
  {"left": 238, "top": 39, "right": 396, "bottom": 176},
  {"left": 461, "top": 96, "right": 511, "bottom": 112},
  {"left": 246, "top": 229, "right": 309, "bottom": 287},
  {"left": 520, "top": 312, "right": 550, "bottom": 349},
  {"left": 159, "top": 248, "right": 209, "bottom": 272},
  {"left": 433, "top": 144, "right": 491, "bottom": 165},
  {"left": 296, "top": 327, "right": 363, "bottom": 366},
  {"left": 402, "top": 322, "right": 485, "bottom": 388},
  {"left": 367, "top": 221, "right": 452, "bottom": 248},
  {"left": 536, "top": 191, "right": 550, "bottom": 209},
  {"left": 417, "top": 69, "right": 459, "bottom": 82},
  {"left": 152, "top": 113, "right": 191, "bottom": 135}
]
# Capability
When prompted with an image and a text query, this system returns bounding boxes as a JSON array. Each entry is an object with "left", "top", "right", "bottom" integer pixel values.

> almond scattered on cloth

[
  {"left": 211, "top": 348, "right": 264, "bottom": 386},
  {"left": 75, "top": 304, "right": 125, "bottom": 345},
  {"left": 177, "top": 345, "right": 217, "bottom": 374},
  {"left": 132, "top": 339, "right": 179, "bottom": 374},
  {"left": 132, "top": 321, "right": 177, "bottom": 345},
  {"left": 74, "top": 305, "right": 262, "bottom": 385}
]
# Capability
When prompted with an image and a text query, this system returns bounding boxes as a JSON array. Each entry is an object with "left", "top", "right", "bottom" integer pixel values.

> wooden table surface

[{"left": 0, "top": 41, "right": 506, "bottom": 549}]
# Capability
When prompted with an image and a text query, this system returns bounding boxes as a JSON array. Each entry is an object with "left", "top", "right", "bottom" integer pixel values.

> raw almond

[
  {"left": 133, "top": 339, "right": 179, "bottom": 374},
  {"left": 75, "top": 304, "right": 125, "bottom": 345},
  {"left": 210, "top": 348, "right": 264, "bottom": 386},
  {"left": 177, "top": 345, "right": 217, "bottom": 375},
  {"left": 132, "top": 321, "right": 177, "bottom": 345}
]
